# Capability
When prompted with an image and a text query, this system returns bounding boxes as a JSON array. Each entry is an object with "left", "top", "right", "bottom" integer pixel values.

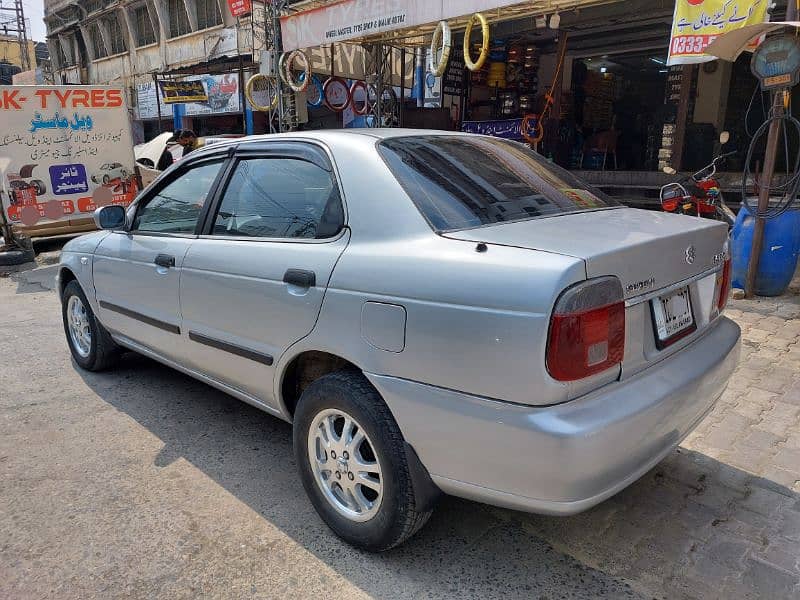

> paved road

[{"left": 1, "top": 266, "right": 798, "bottom": 599}]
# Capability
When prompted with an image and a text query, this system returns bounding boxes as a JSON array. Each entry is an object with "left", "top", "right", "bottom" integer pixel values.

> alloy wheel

[
  {"left": 67, "top": 295, "right": 92, "bottom": 358},
  {"left": 307, "top": 408, "right": 383, "bottom": 522}
]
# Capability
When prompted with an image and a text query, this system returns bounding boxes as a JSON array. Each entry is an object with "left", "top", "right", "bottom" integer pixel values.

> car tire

[
  {"left": 293, "top": 370, "right": 433, "bottom": 552},
  {"left": 0, "top": 247, "right": 35, "bottom": 265},
  {"left": 61, "top": 280, "right": 119, "bottom": 371},
  {"left": 102, "top": 175, "right": 110, "bottom": 185}
]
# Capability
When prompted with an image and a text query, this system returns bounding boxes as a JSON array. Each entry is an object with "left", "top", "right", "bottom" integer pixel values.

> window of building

[
  {"left": 196, "top": 0, "right": 222, "bottom": 30},
  {"left": 106, "top": 14, "right": 127, "bottom": 55},
  {"left": 84, "top": 0, "right": 107, "bottom": 14},
  {"left": 58, "top": 39, "right": 75, "bottom": 67},
  {"left": 87, "top": 22, "right": 107, "bottom": 59},
  {"left": 133, "top": 4, "right": 157, "bottom": 46},
  {"left": 168, "top": 0, "right": 192, "bottom": 38}
]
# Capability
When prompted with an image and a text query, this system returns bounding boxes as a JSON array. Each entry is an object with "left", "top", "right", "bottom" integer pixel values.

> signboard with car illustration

[{"left": 0, "top": 85, "right": 138, "bottom": 235}]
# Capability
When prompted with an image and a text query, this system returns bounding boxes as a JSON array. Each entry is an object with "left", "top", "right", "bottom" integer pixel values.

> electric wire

[{"left": 741, "top": 107, "right": 800, "bottom": 219}]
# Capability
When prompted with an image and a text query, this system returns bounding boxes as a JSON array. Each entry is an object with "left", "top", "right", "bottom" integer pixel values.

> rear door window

[
  {"left": 378, "top": 136, "right": 618, "bottom": 232},
  {"left": 211, "top": 157, "right": 343, "bottom": 239}
]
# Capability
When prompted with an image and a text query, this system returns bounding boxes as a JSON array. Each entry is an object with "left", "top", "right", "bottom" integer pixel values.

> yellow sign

[
  {"left": 158, "top": 80, "right": 208, "bottom": 104},
  {"left": 667, "top": 0, "right": 769, "bottom": 65}
]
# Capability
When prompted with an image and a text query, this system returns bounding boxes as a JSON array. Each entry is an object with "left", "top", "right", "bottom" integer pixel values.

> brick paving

[{"left": 498, "top": 278, "right": 800, "bottom": 599}]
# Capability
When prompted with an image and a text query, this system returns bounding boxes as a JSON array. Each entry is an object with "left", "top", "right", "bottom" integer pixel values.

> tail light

[
  {"left": 715, "top": 256, "right": 732, "bottom": 312},
  {"left": 547, "top": 277, "right": 625, "bottom": 382}
]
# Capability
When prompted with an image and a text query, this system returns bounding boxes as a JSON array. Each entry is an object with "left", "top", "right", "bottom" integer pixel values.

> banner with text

[
  {"left": 159, "top": 80, "right": 208, "bottom": 104},
  {"left": 280, "top": 0, "right": 530, "bottom": 51},
  {"left": 138, "top": 74, "right": 240, "bottom": 120},
  {"left": 0, "top": 86, "right": 138, "bottom": 228},
  {"left": 667, "top": 0, "right": 769, "bottom": 65}
]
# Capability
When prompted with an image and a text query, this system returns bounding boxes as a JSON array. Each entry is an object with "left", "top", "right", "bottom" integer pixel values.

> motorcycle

[{"left": 660, "top": 132, "right": 737, "bottom": 227}]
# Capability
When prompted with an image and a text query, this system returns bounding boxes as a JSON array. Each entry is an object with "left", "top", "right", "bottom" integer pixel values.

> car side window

[
  {"left": 132, "top": 161, "right": 223, "bottom": 234},
  {"left": 212, "top": 157, "right": 343, "bottom": 239}
]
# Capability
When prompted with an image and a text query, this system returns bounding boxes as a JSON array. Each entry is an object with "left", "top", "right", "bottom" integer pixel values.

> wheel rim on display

[
  {"left": 323, "top": 76, "right": 351, "bottom": 112},
  {"left": 463, "top": 12, "right": 490, "bottom": 72},
  {"left": 281, "top": 50, "right": 311, "bottom": 93},
  {"left": 245, "top": 74, "right": 279, "bottom": 111},
  {"left": 429, "top": 20, "right": 452, "bottom": 77},
  {"left": 67, "top": 295, "right": 91, "bottom": 358},
  {"left": 304, "top": 73, "right": 325, "bottom": 108},
  {"left": 307, "top": 408, "right": 383, "bottom": 522},
  {"left": 349, "top": 80, "right": 369, "bottom": 115}
]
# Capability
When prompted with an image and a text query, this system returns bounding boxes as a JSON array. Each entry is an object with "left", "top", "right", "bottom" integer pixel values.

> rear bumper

[{"left": 367, "top": 316, "right": 740, "bottom": 515}]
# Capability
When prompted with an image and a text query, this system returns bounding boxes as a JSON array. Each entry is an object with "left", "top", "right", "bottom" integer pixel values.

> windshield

[{"left": 378, "top": 135, "right": 619, "bottom": 232}]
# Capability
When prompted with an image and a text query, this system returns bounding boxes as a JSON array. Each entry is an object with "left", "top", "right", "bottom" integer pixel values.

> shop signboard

[
  {"left": 442, "top": 47, "right": 465, "bottom": 97},
  {"left": 158, "top": 80, "right": 208, "bottom": 104},
  {"left": 281, "top": 0, "right": 534, "bottom": 51},
  {"left": 136, "top": 81, "right": 160, "bottom": 120},
  {"left": 462, "top": 117, "right": 534, "bottom": 140},
  {"left": 183, "top": 74, "right": 240, "bottom": 116},
  {"left": 227, "top": 0, "right": 251, "bottom": 18},
  {"left": 667, "top": 0, "right": 769, "bottom": 65},
  {"left": 0, "top": 85, "right": 138, "bottom": 229},
  {"left": 139, "top": 75, "right": 241, "bottom": 119}
]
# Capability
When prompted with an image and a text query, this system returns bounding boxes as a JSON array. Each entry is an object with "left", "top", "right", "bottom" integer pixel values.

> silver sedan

[{"left": 58, "top": 130, "right": 740, "bottom": 551}]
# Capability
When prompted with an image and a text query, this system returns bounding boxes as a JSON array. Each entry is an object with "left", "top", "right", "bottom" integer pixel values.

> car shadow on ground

[{"left": 76, "top": 351, "right": 798, "bottom": 599}]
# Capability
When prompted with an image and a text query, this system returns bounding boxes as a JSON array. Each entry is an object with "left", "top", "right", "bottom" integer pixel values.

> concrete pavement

[{"left": 0, "top": 268, "right": 798, "bottom": 599}]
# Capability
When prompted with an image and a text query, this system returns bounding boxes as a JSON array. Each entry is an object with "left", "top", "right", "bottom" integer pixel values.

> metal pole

[
  {"left": 153, "top": 73, "right": 163, "bottom": 133},
  {"left": 399, "top": 48, "right": 405, "bottom": 127},
  {"left": 415, "top": 48, "right": 425, "bottom": 108},
  {"left": 236, "top": 22, "right": 246, "bottom": 134},
  {"left": 745, "top": 90, "right": 784, "bottom": 298}
]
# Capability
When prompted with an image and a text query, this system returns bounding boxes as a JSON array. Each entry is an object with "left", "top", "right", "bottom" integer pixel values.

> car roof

[{"left": 191, "top": 128, "right": 474, "bottom": 157}]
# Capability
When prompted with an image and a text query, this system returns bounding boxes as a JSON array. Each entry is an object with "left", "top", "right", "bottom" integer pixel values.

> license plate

[{"left": 651, "top": 286, "right": 696, "bottom": 348}]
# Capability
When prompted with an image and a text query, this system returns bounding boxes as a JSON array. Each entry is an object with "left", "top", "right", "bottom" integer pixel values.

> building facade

[{"left": 44, "top": 0, "right": 257, "bottom": 139}]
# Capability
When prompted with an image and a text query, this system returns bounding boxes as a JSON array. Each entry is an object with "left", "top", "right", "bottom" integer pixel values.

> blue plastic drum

[{"left": 731, "top": 202, "right": 800, "bottom": 296}]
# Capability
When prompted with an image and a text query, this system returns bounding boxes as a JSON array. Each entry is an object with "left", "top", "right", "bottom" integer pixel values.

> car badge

[{"left": 685, "top": 245, "right": 696, "bottom": 265}]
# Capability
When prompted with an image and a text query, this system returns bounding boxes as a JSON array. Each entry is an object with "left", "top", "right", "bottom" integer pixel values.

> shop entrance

[{"left": 565, "top": 52, "right": 669, "bottom": 172}]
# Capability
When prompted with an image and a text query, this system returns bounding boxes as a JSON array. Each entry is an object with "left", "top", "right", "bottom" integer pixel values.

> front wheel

[
  {"left": 61, "top": 280, "right": 119, "bottom": 371},
  {"left": 293, "top": 371, "right": 433, "bottom": 551}
]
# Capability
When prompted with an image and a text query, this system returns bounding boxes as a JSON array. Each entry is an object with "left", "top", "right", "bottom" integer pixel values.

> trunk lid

[
  {"left": 444, "top": 207, "right": 729, "bottom": 385},
  {"left": 442, "top": 208, "right": 727, "bottom": 299}
]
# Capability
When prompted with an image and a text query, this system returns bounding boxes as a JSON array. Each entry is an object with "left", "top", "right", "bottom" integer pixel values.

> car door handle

[
  {"left": 154, "top": 254, "right": 175, "bottom": 268},
  {"left": 283, "top": 269, "right": 316, "bottom": 288}
]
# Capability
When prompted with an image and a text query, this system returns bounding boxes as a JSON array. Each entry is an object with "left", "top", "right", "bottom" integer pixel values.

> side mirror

[
  {"left": 663, "top": 166, "right": 677, "bottom": 175},
  {"left": 94, "top": 205, "right": 126, "bottom": 230},
  {"left": 719, "top": 131, "right": 730, "bottom": 144}
]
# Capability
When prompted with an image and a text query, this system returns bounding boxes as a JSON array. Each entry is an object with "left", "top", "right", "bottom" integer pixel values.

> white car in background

[
  {"left": 91, "top": 162, "right": 129, "bottom": 185},
  {"left": 134, "top": 133, "right": 244, "bottom": 188}
]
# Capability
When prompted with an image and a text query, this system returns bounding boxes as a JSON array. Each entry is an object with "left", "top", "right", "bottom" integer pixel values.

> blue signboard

[
  {"left": 49, "top": 163, "right": 89, "bottom": 196},
  {"left": 461, "top": 118, "right": 538, "bottom": 140}
]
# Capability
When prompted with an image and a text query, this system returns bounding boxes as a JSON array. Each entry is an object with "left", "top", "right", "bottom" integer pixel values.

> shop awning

[
  {"left": 705, "top": 21, "right": 800, "bottom": 62},
  {"left": 280, "top": 0, "right": 621, "bottom": 50}
]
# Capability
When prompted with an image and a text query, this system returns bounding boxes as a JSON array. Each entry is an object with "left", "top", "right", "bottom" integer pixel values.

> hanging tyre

[
  {"left": 429, "top": 20, "right": 452, "bottom": 77},
  {"left": 293, "top": 370, "right": 435, "bottom": 551},
  {"left": 463, "top": 13, "right": 490, "bottom": 72}
]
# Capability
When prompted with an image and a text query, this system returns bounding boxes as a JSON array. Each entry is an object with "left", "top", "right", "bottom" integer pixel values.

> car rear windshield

[{"left": 378, "top": 136, "right": 619, "bottom": 232}]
